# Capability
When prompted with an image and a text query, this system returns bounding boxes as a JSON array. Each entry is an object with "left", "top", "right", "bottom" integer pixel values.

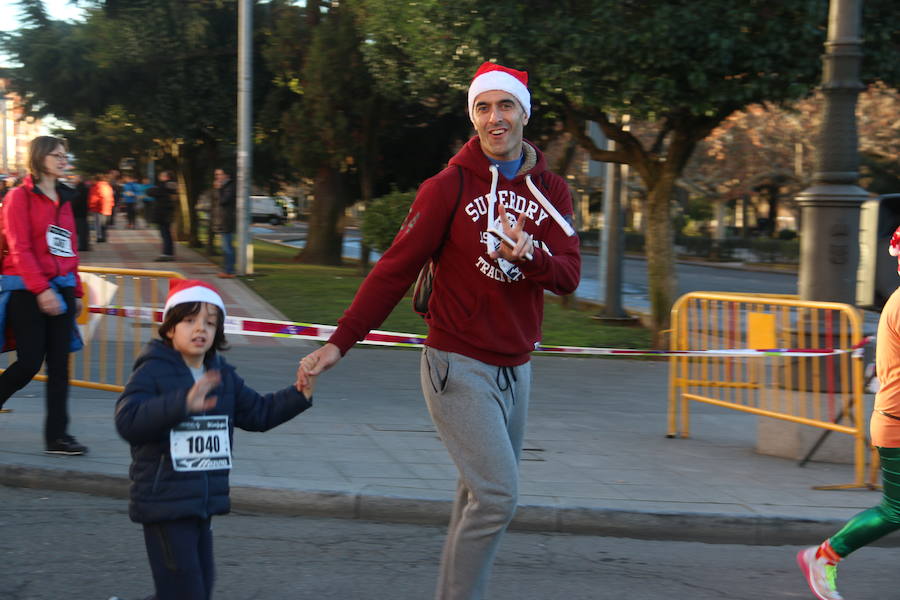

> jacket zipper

[{"left": 34, "top": 182, "right": 66, "bottom": 279}]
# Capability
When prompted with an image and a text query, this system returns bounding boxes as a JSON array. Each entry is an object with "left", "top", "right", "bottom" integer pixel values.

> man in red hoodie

[{"left": 299, "top": 62, "right": 581, "bottom": 600}]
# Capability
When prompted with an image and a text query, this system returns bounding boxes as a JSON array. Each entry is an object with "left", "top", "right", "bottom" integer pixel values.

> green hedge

[{"left": 360, "top": 188, "right": 416, "bottom": 253}]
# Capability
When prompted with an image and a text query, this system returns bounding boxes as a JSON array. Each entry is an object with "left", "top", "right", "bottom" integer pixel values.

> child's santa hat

[
  {"left": 163, "top": 279, "right": 226, "bottom": 320},
  {"left": 467, "top": 61, "right": 531, "bottom": 122}
]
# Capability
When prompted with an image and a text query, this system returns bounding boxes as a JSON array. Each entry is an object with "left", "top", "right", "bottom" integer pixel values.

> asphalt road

[
  {"left": 576, "top": 254, "right": 799, "bottom": 307},
  {"left": 4, "top": 486, "right": 900, "bottom": 600}
]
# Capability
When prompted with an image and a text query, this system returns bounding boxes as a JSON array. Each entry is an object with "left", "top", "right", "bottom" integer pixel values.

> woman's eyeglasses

[{"left": 48, "top": 152, "right": 68, "bottom": 162}]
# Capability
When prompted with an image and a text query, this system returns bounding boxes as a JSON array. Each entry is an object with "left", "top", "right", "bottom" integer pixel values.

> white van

[{"left": 250, "top": 195, "right": 285, "bottom": 225}]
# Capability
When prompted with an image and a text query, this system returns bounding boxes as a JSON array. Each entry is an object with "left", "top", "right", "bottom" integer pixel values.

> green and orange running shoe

[{"left": 797, "top": 546, "right": 843, "bottom": 600}]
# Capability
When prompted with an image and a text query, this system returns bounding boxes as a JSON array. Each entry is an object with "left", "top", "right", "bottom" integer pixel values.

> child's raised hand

[{"left": 186, "top": 370, "right": 221, "bottom": 414}]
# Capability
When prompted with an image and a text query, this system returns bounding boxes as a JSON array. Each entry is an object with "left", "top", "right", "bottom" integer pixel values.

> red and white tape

[{"left": 88, "top": 305, "right": 872, "bottom": 358}]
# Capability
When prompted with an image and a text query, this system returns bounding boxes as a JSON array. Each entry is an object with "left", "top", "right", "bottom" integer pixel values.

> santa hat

[
  {"left": 890, "top": 226, "right": 900, "bottom": 276},
  {"left": 467, "top": 61, "right": 531, "bottom": 122},
  {"left": 163, "top": 279, "right": 226, "bottom": 320}
]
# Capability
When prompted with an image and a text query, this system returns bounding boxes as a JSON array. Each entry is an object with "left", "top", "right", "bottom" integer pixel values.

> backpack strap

[
  {"left": 411, "top": 165, "right": 464, "bottom": 317},
  {"left": 434, "top": 164, "right": 464, "bottom": 254}
]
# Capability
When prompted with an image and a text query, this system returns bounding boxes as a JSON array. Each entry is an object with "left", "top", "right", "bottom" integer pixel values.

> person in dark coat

[
  {"left": 146, "top": 170, "right": 177, "bottom": 261},
  {"left": 114, "top": 280, "right": 315, "bottom": 600},
  {"left": 213, "top": 168, "right": 236, "bottom": 278},
  {"left": 70, "top": 174, "right": 91, "bottom": 252}
]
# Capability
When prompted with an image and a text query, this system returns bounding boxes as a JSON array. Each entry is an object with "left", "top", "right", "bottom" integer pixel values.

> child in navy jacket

[{"left": 115, "top": 280, "right": 313, "bottom": 600}]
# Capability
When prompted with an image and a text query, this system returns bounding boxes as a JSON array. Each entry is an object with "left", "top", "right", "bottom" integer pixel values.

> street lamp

[
  {"left": 795, "top": 0, "right": 868, "bottom": 304},
  {"left": 236, "top": 0, "right": 254, "bottom": 275}
]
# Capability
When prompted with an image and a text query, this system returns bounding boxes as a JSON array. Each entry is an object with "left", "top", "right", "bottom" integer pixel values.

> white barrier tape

[{"left": 89, "top": 305, "right": 872, "bottom": 358}]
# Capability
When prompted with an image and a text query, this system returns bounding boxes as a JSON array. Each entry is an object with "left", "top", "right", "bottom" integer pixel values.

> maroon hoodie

[{"left": 329, "top": 137, "right": 581, "bottom": 366}]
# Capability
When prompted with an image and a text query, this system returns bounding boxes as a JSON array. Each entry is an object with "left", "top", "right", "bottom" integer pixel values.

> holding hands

[
  {"left": 186, "top": 363, "right": 317, "bottom": 414},
  {"left": 296, "top": 343, "right": 341, "bottom": 394}
]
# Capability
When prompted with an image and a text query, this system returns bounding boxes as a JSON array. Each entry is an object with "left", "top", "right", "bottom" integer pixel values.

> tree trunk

[
  {"left": 644, "top": 173, "right": 677, "bottom": 348},
  {"left": 300, "top": 165, "right": 345, "bottom": 265},
  {"left": 765, "top": 184, "right": 779, "bottom": 237},
  {"left": 171, "top": 143, "right": 203, "bottom": 246},
  {"left": 173, "top": 155, "right": 190, "bottom": 243},
  {"left": 180, "top": 146, "right": 207, "bottom": 248}
]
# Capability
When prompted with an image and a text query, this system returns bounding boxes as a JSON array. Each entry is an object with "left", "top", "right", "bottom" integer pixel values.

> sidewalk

[{"left": 0, "top": 225, "right": 887, "bottom": 546}]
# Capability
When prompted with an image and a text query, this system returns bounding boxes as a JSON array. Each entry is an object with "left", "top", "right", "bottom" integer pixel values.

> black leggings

[{"left": 0, "top": 288, "right": 75, "bottom": 442}]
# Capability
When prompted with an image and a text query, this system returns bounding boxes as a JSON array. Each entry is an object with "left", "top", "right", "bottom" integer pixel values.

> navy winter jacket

[{"left": 115, "top": 339, "right": 312, "bottom": 524}]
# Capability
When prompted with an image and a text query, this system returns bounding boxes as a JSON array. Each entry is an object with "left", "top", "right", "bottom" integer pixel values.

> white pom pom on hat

[
  {"left": 163, "top": 279, "right": 226, "bottom": 320},
  {"left": 467, "top": 61, "right": 531, "bottom": 122}
]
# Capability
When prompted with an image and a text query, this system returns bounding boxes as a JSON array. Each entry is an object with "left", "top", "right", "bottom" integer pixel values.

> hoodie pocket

[{"left": 424, "top": 347, "right": 451, "bottom": 395}]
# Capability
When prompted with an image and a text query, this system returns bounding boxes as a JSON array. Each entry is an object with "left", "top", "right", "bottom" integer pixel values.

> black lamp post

[{"left": 796, "top": 0, "right": 868, "bottom": 304}]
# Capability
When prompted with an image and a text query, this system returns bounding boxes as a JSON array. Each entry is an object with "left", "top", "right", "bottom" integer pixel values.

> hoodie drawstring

[
  {"left": 525, "top": 175, "right": 577, "bottom": 237},
  {"left": 494, "top": 365, "right": 518, "bottom": 425},
  {"left": 485, "top": 164, "right": 500, "bottom": 255},
  {"left": 484, "top": 168, "right": 577, "bottom": 263}
]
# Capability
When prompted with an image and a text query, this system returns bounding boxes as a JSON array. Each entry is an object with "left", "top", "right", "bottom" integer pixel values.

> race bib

[
  {"left": 170, "top": 415, "right": 232, "bottom": 472},
  {"left": 46, "top": 225, "right": 75, "bottom": 257}
]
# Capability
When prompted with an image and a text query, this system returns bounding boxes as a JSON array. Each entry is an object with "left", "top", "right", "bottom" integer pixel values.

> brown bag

[
  {"left": 412, "top": 260, "right": 436, "bottom": 316},
  {"left": 412, "top": 165, "right": 463, "bottom": 318}
]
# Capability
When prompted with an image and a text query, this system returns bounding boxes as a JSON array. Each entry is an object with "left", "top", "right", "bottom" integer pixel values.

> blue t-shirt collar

[{"left": 486, "top": 152, "right": 524, "bottom": 180}]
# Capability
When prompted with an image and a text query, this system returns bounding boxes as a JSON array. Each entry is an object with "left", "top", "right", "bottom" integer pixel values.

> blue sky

[
  {"left": 1, "top": 0, "right": 85, "bottom": 32},
  {"left": 1, "top": 1, "right": 85, "bottom": 66}
]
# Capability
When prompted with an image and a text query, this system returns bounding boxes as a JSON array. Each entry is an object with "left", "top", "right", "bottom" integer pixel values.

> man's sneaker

[
  {"left": 797, "top": 546, "right": 843, "bottom": 600},
  {"left": 45, "top": 435, "right": 88, "bottom": 455}
]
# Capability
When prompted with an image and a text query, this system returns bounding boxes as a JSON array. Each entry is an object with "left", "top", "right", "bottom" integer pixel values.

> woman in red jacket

[{"left": 0, "top": 136, "right": 87, "bottom": 455}]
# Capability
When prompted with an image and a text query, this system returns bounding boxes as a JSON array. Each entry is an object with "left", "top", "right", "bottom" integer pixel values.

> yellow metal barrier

[
  {"left": 667, "top": 291, "right": 874, "bottom": 490},
  {"left": 1, "top": 267, "right": 185, "bottom": 393}
]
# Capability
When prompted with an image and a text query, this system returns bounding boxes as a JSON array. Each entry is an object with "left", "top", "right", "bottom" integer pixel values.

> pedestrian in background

[
  {"left": 196, "top": 186, "right": 218, "bottom": 256},
  {"left": 70, "top": 173, "right": 91, "bottom": 252},
  {"left": 121, "top": 173, "right": 140, "bottom": 230},
  {"left": 114, "top": 279, "right": 315, "bottom": 600},
  {"left": 0, "top": 135, "right": 87, "bottom": 455},
  {"left": 147, "top": 170, "right": 177, "bottom": 261},
  {"left": 138, "top": 176, "right": 152, "bottom": 227},
  {"left": 213, "top": 167, "right": 236, "bottom": 278},
  {"left": 106, "top": 168, "right": 121, "bottom": 229},
  {"left": 797, "top": 225, "right": 900, "bottom": 600},
  {"left": 88, "top": 172, "right": 114, "bottom": 242},
  {"left": 298, "top": 62, "right": 581, "bottom": 600}
]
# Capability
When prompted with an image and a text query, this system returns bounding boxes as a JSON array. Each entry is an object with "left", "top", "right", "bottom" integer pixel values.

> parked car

[{"left": 250, "top": 195, "right": 285, "bottom": 225}]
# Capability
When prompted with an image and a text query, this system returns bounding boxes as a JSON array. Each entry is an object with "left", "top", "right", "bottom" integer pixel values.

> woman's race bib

[{"left": 46, "top": 225, "right": 75, "bottom": 257}]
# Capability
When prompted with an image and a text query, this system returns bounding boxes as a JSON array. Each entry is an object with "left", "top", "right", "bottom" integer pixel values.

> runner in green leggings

[{"left": 798, "top": 225, "right": 900, "bottom": 600}]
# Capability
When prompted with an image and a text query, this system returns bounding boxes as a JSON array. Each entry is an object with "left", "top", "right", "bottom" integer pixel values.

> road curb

[{"left": 2, "top": 463, "right": 885, "bottom": 546}]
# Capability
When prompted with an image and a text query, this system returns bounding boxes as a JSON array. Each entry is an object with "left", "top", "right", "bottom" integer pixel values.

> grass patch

[{"left": 240, "top": 240, "right": 653, "bottom": 352}]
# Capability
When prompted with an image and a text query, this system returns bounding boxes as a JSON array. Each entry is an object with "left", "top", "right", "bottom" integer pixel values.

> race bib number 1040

[{"left": 170, "top": 415, "right": 232, "bottom": 472}]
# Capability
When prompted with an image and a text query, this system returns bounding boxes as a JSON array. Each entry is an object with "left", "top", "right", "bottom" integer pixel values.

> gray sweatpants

[{"left": 420, "top": 347, "right": 531, "bottom": 600}]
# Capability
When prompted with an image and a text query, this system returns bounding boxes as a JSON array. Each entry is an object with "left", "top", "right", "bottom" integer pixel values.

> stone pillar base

[{"left": 756, "top": 393, "right": 873, "bottom": 464}]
